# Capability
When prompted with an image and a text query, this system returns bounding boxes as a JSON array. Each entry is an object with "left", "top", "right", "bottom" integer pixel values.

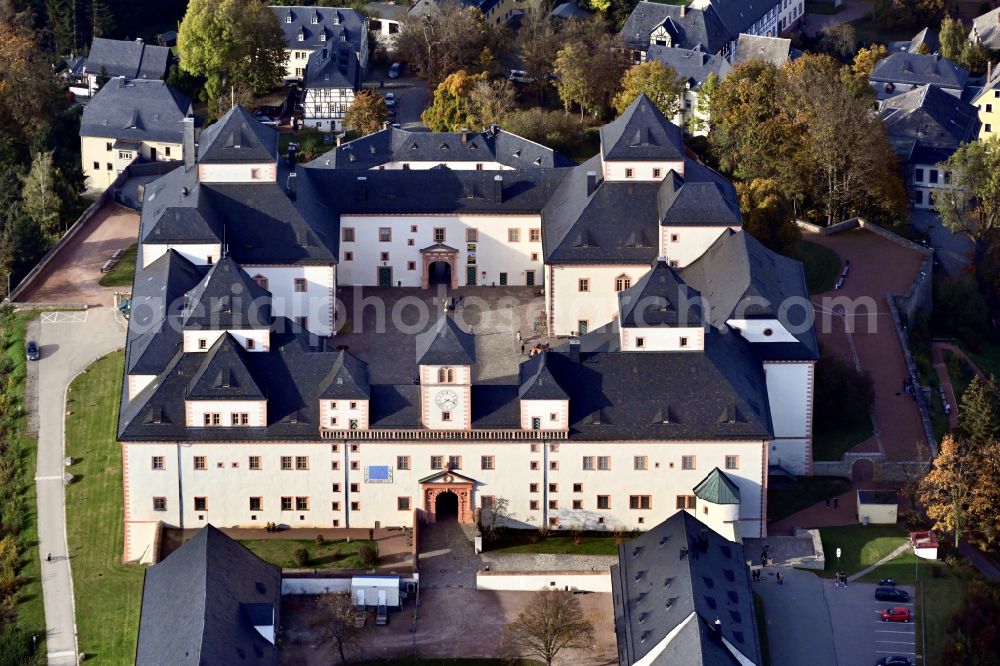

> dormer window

[
  {"left": 320, "top": 32, "right": 327, "bottom": 42},
  {"left": 636, "top": 337, "right": 646, "bottom": 349},
  {"left": 286, "top": 15, "right": 291, "bottom": 23},
  {"left": 297, "top": 33, "right": 304, "bottom": 42},
  {"left": 312, "top": 14, "right": 319, "bottom": 24}
]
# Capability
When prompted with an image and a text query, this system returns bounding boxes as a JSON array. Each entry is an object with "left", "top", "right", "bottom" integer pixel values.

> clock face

[{"left": 435, "top": 389, "right": 458, "bottom": 411}]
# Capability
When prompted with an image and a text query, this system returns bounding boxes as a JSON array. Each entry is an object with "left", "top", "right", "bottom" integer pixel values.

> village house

[
  {"left": 868, "top": 51, "right": 969, "bottom": 101},
  {"left": 66, "top": 37, "right": 173, "bottom": 97},
  {"left": 270, "top": 5, "right": 369, "bottom": 81}
]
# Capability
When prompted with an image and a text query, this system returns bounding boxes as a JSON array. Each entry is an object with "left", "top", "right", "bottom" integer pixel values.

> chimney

[
  {"left": 336, "top": 135, "right": 343, "bottom": 147},
  {"left": 286, "top": 172, "right": 298, "bottom": 200},
  {"left": 586, "top": 171, "right": 597, "bottom": 196},
  {"left": 461, "top": 129, "right": 469, "bottom": 143},
  {"left": 356, "top": 176, "right": 367, "bottom": 202},
  {"left": 493, "top": 174, "right": 503, "bottom": 203},
  {"left": 569, "top": 338, "right": 581, "bottom": 363},
  {"left": 383, "top": 121, "right": 392, "bottom": 130},
  {"left": 680, "top": 3, "right": 685, "bottom": 16},
  {"left": 183, "top": 116, "right": 196, "bottom": 170}
]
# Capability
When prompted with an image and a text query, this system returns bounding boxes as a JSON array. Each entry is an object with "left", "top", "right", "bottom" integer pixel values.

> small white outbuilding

[{"left": 351, "top": 575, "right": 400, "bottom": 608}]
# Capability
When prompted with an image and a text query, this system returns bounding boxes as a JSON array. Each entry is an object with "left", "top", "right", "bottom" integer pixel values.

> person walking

[
  {"left": 521, "top": 342, "right": 526, "bottom": 355},
  {"left": 516, "top": 330, "right": 522, "bottom": 343},
  {"left": 777, "top": 572, "right": 783, "bottom": 585}
]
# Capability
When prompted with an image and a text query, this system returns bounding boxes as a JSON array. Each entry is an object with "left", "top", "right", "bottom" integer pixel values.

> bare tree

[
  {"left": 477, "top": 496, "right": 512, "bottom": 542},
  {"left": 311, "top": 591, "right": 362, "bottom": 665},
  {"left": 470, "top": 77, "right": 517, "bottom": 127},
  {"left": 505, "top": 589, "right": 595, "bottom": 665}
]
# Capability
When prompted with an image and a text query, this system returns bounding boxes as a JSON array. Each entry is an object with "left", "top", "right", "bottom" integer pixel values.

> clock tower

[{"left": 415, "top": 315, "right": 476, "bottom": 430}]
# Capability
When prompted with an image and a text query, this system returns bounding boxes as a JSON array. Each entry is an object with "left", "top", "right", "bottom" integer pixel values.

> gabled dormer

[
  {"left": 657, "top": 162, "right": 742, "bottom": 267},
  {"left": 185, "top": 333, "right": 266, "bottom": 428},
  {"left": 598, "top": 94, "right": 685, "bottom": 182},
  {"left": 318, "top": 350, "right": 371, "bottom": 431},
  {"left": 196, "top": 106, "right": 279, "bottom": 184},
  {"left": 617, "top": 259, "right": 704, "bottom": 351},
  {"left": 518, "top": 353, "right": 569, "bottom": 430},
  {"left": 416, "top": 315, "right": 476, "bottom": 430},
  {"left": 182, "top": 256, "right": 272, "bottom": 353}
]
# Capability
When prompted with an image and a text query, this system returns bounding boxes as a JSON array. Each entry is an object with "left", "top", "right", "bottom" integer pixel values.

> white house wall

[
  {"left": 320, "top": 399, "right": 370, "bottom": 430},
  {"left": 763, "top": 361, "right": 813, "bottom": 475},
  {"left": 198, "top": 162, "right": 277, "bottom": 184},
  {"left": 661, "top": 226, "right": 734, "bottom": 267},
  {"left": 244, "top": 265, "right": 336, "bottom": 336},
  {"left": 142, "top": 243, "right": 222, "bottom": 268},
  {"left": 128, "top": 374, "right": 157, "bottom": 400},
  {"left": 182, "top": 329, "right": 271, "bottom": 353},
  {"left": 520, "top": 399, "right": 570, "bottom": 430},
  {"left": 184, "top": 400, "right": 267, "bottom": 428},
  {"left": 547, "top": 264, "right": 650, "bottom": 336},
  {"left": 620, "top": 325, "right": 705, "bottom": 352},
  {"left": 603, "top": 160, "right": 684, "bottom": 182},
  {"left": 376, "top": 161, "right": 512, "bottom": 171},
  {"left": 728, "top": 319, "right": 797, "bottom": 343}
]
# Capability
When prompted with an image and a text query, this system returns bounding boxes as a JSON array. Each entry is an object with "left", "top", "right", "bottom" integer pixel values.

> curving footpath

[{"left": 26, "top": 307, "right": 126, "bottom": 665}]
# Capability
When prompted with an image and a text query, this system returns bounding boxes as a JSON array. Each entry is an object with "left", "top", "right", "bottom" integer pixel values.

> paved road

[
  {"left": 909, "top": 209, "right": 974, "bottom": 277},
  {"left": 27, "top": 307, "right": 127, "bottom": 665},
  {"left": 755, "top": 567, "right": 838, "bottom": 666}
]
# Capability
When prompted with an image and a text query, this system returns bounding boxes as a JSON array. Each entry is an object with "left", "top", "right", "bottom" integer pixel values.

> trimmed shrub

[
  {"left": 293, "top": 547, "right": 309, "bottom": 567},
  {"left": 358, "top": 543, "right": 378, "bottom": 567}
]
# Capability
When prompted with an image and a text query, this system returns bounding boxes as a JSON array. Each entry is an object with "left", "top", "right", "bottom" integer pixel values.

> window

[
  {"left": 679, "top": 337, "right": 689, "bottom": 348},
  {"left": 929, "top": 169, "right": 939, "bottom": 184},
  {"left": 106, "top": 142, "right": 113, "bottom": 151},
  {"left": 549, "top": 500, "right": 558, "bottom": 510},
  {"left": 194, "top": 497, "right": 207, "bottom": 511},
  {"left": 295, "top": 316, "right": 308, "bottom": 330},
  {"left": 351, "top": 501, "right": 361, "bottom": 511},
  {"left": 434, "top": 228, "right": 446, "bottom": 243},
  {"left": 93, "top": 161, "right": 100, "bottom": 170},
  {"left": 915, "top": 168, "right": 924, "bottom": 182},
  {"left": 481, "top": 495, "right": 495, "bottom": 509},
  {"left": 530, "top": 460, "right": 540, "bottom": 470},
  {"left": 630, "top": 495, "right": 652, "bottom": 510},
  {"left": 481, "top": 455, "right": 495, "bottom": 470},
  {"left": 508, "top": 228, "right": 520, "bottom": 242},
  {"left": 634, "top": 456, "right": 648, "bottom": 470},
  {"left": 988, "top": 123, "right": 993, "bottom": 133},
  {"left": 615, "top": 275, "right": 631, "bottom": 292},
  {"left": 531, "top": 252, "right": 540, "bottom": 262},
  {"left": 296, "top": 497, "right": 309, "bottom": 511},
  {"left": 441, "top": 411, "right": 452, "bottom": 422},
  {"left": 676, "top": 495, "right": 696, "bottom": 509},
  {"left": 431, "top": 455, "right": 444, "bottom": 470},
  {"left": 198, "top": 338, "right": 208, "bottom": 350},
  {"left": 165, "top": 146, "right": 171, "bottom": 158},
  {"left": 294, "top": 278, "right": 307, "bottom": 292},
  {"left": 530, "top": 483, "right": 539, "bottom": 493},
  {"left": 329, "top": 416, "right": 339, "bottom": 427},
  {"left": 397, "top": 456, "right": 410, "bottom": 470},
  {"left": 466, "top": 228, "right": 478, "bottom": 242},
  {"left": 636, "top": 337, "right": 646, "bottom": 349},
  {"left": 107, "top": 162, "right": 112, "bottom": 171},
  {"left": 653, "top": 168, "right": 661, "bottom": 178},
  {"left": 250, "top": 168, "right": 261, "bottom": 180},
  {"left": 573, "top": 483, "right": 583, "bottom": 492},
  {"left": 597, "top": 456, "right": 611, "bottom": 470},
  {"left": 625, "top": 168, "right": 634, "bottom": 178},
  {"left": 549, "top": 517, "right": 559, "bottom": 527},
  {"left": 407, "top": 239, "right": 415, "bottom": 246},
  {"left": 281, "top": 456, "right": 293, "bottom": 470},
  {"left": 342, "top": 227, "right": 355, "bottom": 242},
  {"left": 344, "top": 252, "right": 353, "bottom": 261},
  {"left": 529, "top": 228, "right": 541, "bottom": 242},
  {"left": 153, "top": 497, "right": 167, "bottom": 511},
  {"left": 193, "top": 456, "right": 206, "bottom": 470},
  {"left": 249, "top": 456, "right": 261, "bottom": 470},
  {"left": 448, "top": 455, "right": 461, "bottom": 469},
  {"left": 549, "top": 460, "right": 559, "bottom": 470},
  {"left": 332, "top": 501, "right": 341, "bottom": 510},
  {"left": 350, "top": 483, "right": 360, "bottom": 492},
  {"left": 549, "top": 483, "right": 558, "bottom": 493},
  {"left": 379, "top": 227, "right": 392, "bottom": 242},
  {"left": 246, "top": 339, "right": 255, "bottom": 351},
  {"left": 296, "top": 456, "right": 309, "bottom": 470},
  {"left": 231, "top": 413, "right": 250, "bottom": 426},
  {"left": 596, "top": 495, "right": 611, "bottom": 509},
  {"left": 988, "top": 103, "right": 994, "bottom": 112},
  {"left": 380, "top": 252, "right": 389, "bottom": 262},
  {"left": 670, "top": 233, "right": 679, "bottom": 243},
  {"left": 249, "top": 497, "right": 262, "bottom": 511},
  {"left": 578, "top": 278, "right": 590, "bottom": 292},
  {"left": 332, "top": 483, "right": 341, "bottom": 493},
  {"left": 407, "top": 261, "right": 416, "bottom": 271},
  {"left": 437, "top": 367, "right": 455, "bottom": 383},
  {"left": 573, "top": 499, "right": 583, "bottom": 509},
  {"left": 350, "top": 460, "right": 359, "bottom": 470},
  {"left": 398, "top": 497, "right": 411, "bottom": 511},
  {"left": 681, "top": 455, "right": 695, "bottom": 470},
  {"left": 529, "top": 500, "right": 540, "bottom": 510},
  {"left": 582, "top": 456, "right": 594, "bottom": 470},
  {"left": 281, "top": 497, "right": 293, "bottom": 511},
  {"left": 151, "top": 456, "right": 165, "bottom": 470},
  {"left": 332, "top": 460, "right": 341, "bottom": 470},
  {"left": 402, "top": 163, "right": 410, "bottom": 170},
  {"left": 725, "top": 455, "right": 739, "bottom": 470}
]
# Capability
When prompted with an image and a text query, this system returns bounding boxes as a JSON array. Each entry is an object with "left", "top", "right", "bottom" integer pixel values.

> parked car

[
  {"left": 388, "top": 62, "right": 401, "bottom": 78},
  {"left": 881, "top": 607, "right": 912, "bottom": 622},
  {"left": 875, "top": 586, "right": 909, "bottom": 602},
  {"left": 877, "top": 657, "right": 913, "bottom": 666},
  {"left": 26, "top": 340, "right": 39, "bottom": 361},
  {"left": 508, "top": 69, "right": 536, "bottom": 84},
  {"left": 256, "top": 116, "right": 279, "bottom": 127},
  {"left": 878, "top": 577, "right": 896, "bottom": 587},
  {"left": 384, "top": 92, "right": 396, "bottom": 106}
]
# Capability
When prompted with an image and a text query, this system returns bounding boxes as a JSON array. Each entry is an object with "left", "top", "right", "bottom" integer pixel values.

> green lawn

[
  {"left": 767, "top": 476, "right": 852, "bottom": 523},
  {"left": 98, "top": 243, "right": 137, "bottom": 288},
  {"left": 239, "top": 538, "right": 377, "bottom": 569},
  {"left": 65, "top": 350, "right": 146, "bottom": 664},
  {"left": 959, "top": 338, "right": 1000, "bottom": 380},
  {"left": 849, "top": 16, "right": 920, "bottom": 45},
  {"left": 817, "top": 524, "right": 909, "bottom": 578},
  {"left": 813, "top": 416, "right": 873, "bottom": 461},
  {"left": 488, "top": 532, "right": 620, "bottom": 555},
  {"left": 796, "top": 240, "right": 842, "bottom": 294}
]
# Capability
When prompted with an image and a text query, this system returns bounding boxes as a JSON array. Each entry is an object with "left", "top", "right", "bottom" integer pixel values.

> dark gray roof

[
  {"left": 271, "top": 6, "right": 367, "bottom": 53},
  {"left": 681, "top": 229, "right": 820, "bottom": 362},
  {"left": 658, "top": 162, "right": 742, "bottom": 227},
  {"left": 188, "top": 334, "right": 266, "bottom": 400},
  {"left": 646, "top": 45, "right": 729, "bottom": 89},
  {"left": 80, "top": 78, "right": 193, "bottom": 144},
  {"left": 878, "top": 85, "right": 979, "bottom": 164},
  {"left": 82, "top": 37, "right": 173, "bottom": 80},
  {"left": 907, "top": 27, "right": 939, "bottom": 54},
  {"left": 617, "top": 259, "right": 703, "bottom": 328},
  {"left": 611, "top": 511, "right": 761, "bottom": 666},
  {"left": 619, "top": 1, "right": 731, "bottom": 54},
  {"left": 732, "top": 34, "right": 794, "bottom": 68},
  {"left": 415, "top": 315, "right": 477, "bottom": 366},
  {"left": 973, "top": 7, "right": 1000, "bottom": 49},
  {"left": 136, "top": 525, "right": 281, "bottom": 666},
  {"left": 549, "top": 1, "right": 593, "bottom": 20},
  {"left": 198, "top": 106, "right": 280, "bottom": 164},
  {"left": 318, "top": 350, "right": 371, "bottom": 399},
  {"left": 305, "top": 44, "right": 360, "bottom": 90},
  {"left": 518, "top": 353, "right": 569, "bottom": 400},
  {"left": 857, "top": 489, "right": 898, "bottom": 505},
  {"left": 315, "top": 126, "right": 572, "bottom": 170},
  {"left": 182, "top": 256, "right": 273, "bottom": 331},
  {"left": 869, "top": 52, "right": 969, "bottom": 94},
  {"left": 600, "top": 94, "right": 685, "bottom": 162},
  {"left": 693, "top": 467, "right": 741, "bottom": 504}
]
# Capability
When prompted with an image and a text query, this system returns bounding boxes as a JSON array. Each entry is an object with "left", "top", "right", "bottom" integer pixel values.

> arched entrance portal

[
  {"left": 428, "top": 261, "right": 452, "bottom": 288},
  {"left": 434, "top": 491, "right": 459, "bottom": 521},
  {"left": 852, "top": 459, "right": 875, "bottom": 483}
]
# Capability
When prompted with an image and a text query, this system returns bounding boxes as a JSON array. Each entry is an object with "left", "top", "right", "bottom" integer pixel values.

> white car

[
  {"left": 384, "top": 93, "right": 396, "bottom": 106},
  {"left": 256, "top": 116, "right": 279, "bottom": 127},
  {"left": 388, "top": 62, "right": 401, "bottom": 78},
  {"left": 508, "top": 69, "right": 536, "bottom": 84}
]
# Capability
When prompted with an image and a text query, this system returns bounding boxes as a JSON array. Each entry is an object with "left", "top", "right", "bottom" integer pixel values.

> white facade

[
  {"left": 81, "top": 135, "right": 184, "bottom": 190},
  {"left": 198, "top": 162, "right": 277, "bottom": 184},
  {"left": 777, "top": 0, "right": 805, "bottom": 33},
  {"left": 304, "top": 86, "right": 356, "bottom": 132},
  {"left": 762, "top": 361, "right": 813, "bottom": 475},
  {"left": 604, "top": 160, "right": 684, "bottom": 182},
  {"left": 185, "top": 399, "right": 268, "bottom": 428},
  {"left": 661, "top": 225, "right": 736, "bottom": 267},
  {"left": 244, "top": 265, "right": 337, "bottom": 337},
  {"left": 546, "top": 264, "right": 649, "bottom": 336},
  {"left": 142, "top": 243, "right": 222, "bottom": 269}
]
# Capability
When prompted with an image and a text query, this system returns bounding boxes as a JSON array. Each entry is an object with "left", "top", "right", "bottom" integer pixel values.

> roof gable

[
  {"left": 414, "top": 315, "right": 476, "bottom": 366},
  {"left": 182, "top": 256, "right": 272, "bottom": 330},
  {"left": 693, "top": 467, "right": 741, "bottom": 504},
  {"left": 617, "top": 259, "right": 703, "bottom": 328},
  {"left": 318, "top": 350, "right": 371, "bottom": 399},
  {"left": 81, "top": 78, "right": 192, "bottom": 144},
  {"left": 197, "top": 106, "right": 279, "bottom": 164},
  {"left": 518, "top": 353, "right": 569, "bottom": 400},
  {"left": 600, "top": 94, "right": 685, "bottom": 162},
  {"left": 188, "top": 333, "right": 266, "bottom": 400}
]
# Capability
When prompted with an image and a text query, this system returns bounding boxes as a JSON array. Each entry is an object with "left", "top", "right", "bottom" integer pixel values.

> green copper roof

[{"left": 692, "top": 467, "right": 740, "bottom": 505}]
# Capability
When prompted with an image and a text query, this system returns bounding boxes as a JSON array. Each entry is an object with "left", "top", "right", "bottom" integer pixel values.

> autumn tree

[
  {"left": 396, "top": 1, "right": 489, "bottom": 84},
  {"left": 689, "top": 71, "right": 719, "bottom": 134},
  {"left": 613, "top": 60, "right": 685, "bottom": 119},
  {"left": 505, "top": 589, "right": 595, "bottom": 666},
  {"left": 344, "top": 90, "right": 388, "bottom": 136},
  {"left": 735, "top": 178, "right": 800, "bottom": 256},
  {"left": 470, "top": 77, "right": 516, "bottom": 127},
  {"left": 422, "top": 70, "right": 487, "bottom": 131},
  {"left": 517, "top": 0, "right": 558, "bottom": 88},
  {"left": 178, "top": 0, "right": 287, "bottom": 119},
  {"left": 477, "top": 496, "right": 512, "bottom": 543},
  {"left": 820, "top": 23, "right": 857, "bottom": 60},
  {"left": 958, "top": 375, "right": 1000, "bottom": 449},
  {"left": 919, "top": 435, "right": 976, "bottom": 548},
  {"left": 0, "top": 20, "right": 59, "bottom": 134},
  {"left": 939, "top": 16, "right": 966, "bottom": 62},
  {"left": 851, "top": 44, "right": 889, "bottom": 80},
  {"left": 21, "top": 151, "right": 62, "bottom": 242},
  {"left": 312, "top": 592, "right": 361, "bottom": 666},
  {"left": 553, "top": 17, "right": 626, "bottom": 119}
]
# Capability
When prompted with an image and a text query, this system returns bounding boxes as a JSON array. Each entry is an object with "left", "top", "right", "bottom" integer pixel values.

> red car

[{"left": 881, "top": 607, "right": 912, "bottom": 623}]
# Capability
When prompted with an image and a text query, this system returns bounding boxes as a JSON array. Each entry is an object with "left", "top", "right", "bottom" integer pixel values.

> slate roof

[
  {"left": 681, "top": 229, "right": 819, "bottom": 361},
  {"left": 305, "top": 44, "right": 360, "bottom": 90},
  {"left": 600, "top": 94, "right": 686, "bottom": 162},
  {"left": 617, "top": 259, "right": 703, "bottom": 328},
  {"left": 619, "top": 0, "right": 732, "bottom": 54},
  {"left": 693, "top": 467, "right": 741, "bottom": 504},
  {"left": 198, "top": 106, "right": 280, "bottom": 164},
  {"left": 135, "top": 525, "right": 281, "bottom": 666},
  {"left": 182, "top": 256, "right": 273, "bottom": 331},
  {"left": 973, "top": 7, "right": 1000, "bottom": 49},
  {"left": 80, "top": 77, "right": 193, "bottom": 144},
  {"left": 878, "top": 85, "right": 979, "bottom": 165},
  {"left": 415, "top": 315, "right": 477, "bottom": 366},
  {"left": 658, "top": 161, "right": 742, "bottom": 227},
  {"left": 271, "top": 6, "right": 367, "bottom": 53},
  {"left": 869, "top": 52, "right": 969, "bottom": 99},
  {"left": 907, "top": 27, "right": 939, "bottom": 54},
  {"left": 518, "top": 353, "right": 570, "bottom": 400},
  {"left": 80, "top": 37, "right": 173, "bottom": 80},
  {"left": 318, "top": 350, "right": 371, "bottom": 399},
  {"left": 315, "top": 126, "right": 572, "bottom": 170},
  {"left": 645, "top": 45, "right": 730, "bottom": 89},
  {"left": 187, "top": 334, "right": 266, "bottom": 400},
  {"left": 732, "top": 33, "right": 794, "bottom": 68},
  {"left": 549, "top": 1, "right": 593, "bottom": 20},
  {"left": 611, "top": 511, "right": 761, "bottom": 666}
]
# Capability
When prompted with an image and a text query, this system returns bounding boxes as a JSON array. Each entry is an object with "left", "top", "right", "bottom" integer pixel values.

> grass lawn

[
  {"left": 487, "top": 532, "right": 620, "bottom": 555},
  {"left": 849, "top": 16, "right": 920, "bottom": 45},
  {"left": 805, "top": 0, "right": 841, "bottom": 14},
  {"left": 817, "top": 524, "right": 909, "bottom": 578},
  {"left": 959, "top": 338, "right": 1000, "bottom": 380},
  {"left": 813, "top": 416, "right": 874, "bottom": 461},
  {"left": 796, "top": 240, "right": 842, "bottom": 294},
  {"left": 767, "top": 476, "right": 852, "bottom": 523},
  {"left": 239, "top": 538, "right": 378, "bottom": 569},
  {"left": 65, "top": 350, "right": 146, "bottom": 664},
  {"left": 98, "top": 243, "right": 137, "bottom": 288}
]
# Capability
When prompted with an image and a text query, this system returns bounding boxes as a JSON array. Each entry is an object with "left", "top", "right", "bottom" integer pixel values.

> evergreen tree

[
  {"left": 45, "top": 0, "right": 78, "bottom": 55},
  {"left": 90, "top": 0, "right": 114, "bottom": 40},
  {"left": 21, "top": 151, "right": 62, "bottom": 242},
  {"left": 959, "top": 375, "right": 1000, "bottom": 449}
]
